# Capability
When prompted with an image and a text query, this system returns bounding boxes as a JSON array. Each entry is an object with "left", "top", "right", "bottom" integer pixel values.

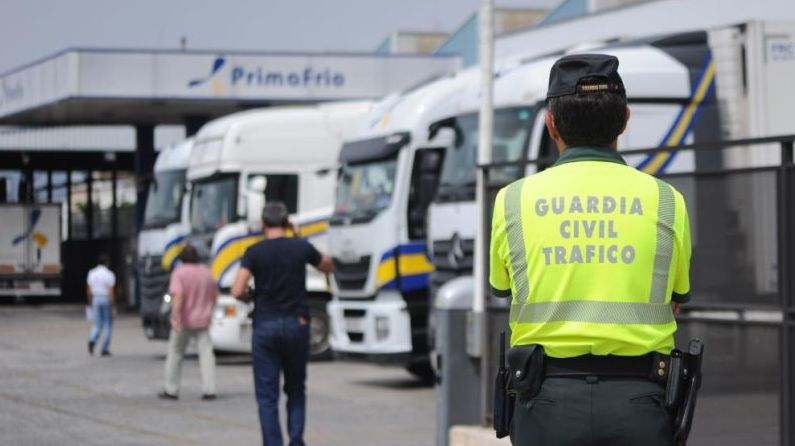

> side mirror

[{"left": 247, "top": 175, "right": 268, "bottom": 229}]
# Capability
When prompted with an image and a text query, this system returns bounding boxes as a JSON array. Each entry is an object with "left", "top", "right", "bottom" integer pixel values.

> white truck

[
  {"left": 138, "top": 138, "right": 194, "bottom": 339},
  {"left": 0, "top": 204, "right": 62, "bottom": 299},
  {"left": 325, "top": 72, "right": 476, "bottom": 380},
  {"left": 427, "top": 21, "right": 795, "bottom": 326},
  {"left": 187, "top": 102, "right": 372, "bottom": 358}
]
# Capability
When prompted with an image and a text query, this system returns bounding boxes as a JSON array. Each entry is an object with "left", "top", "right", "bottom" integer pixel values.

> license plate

[
  {"left": 240, "top": 324, "right": 251, "bottom": 342},
  {"left": 345, "top": 318, "right": 364, "bottom": 332}
]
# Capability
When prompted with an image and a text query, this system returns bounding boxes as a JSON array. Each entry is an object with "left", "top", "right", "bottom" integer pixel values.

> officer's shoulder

[{"left": 630, "top": 168, "right": 687, "bottom": 201}]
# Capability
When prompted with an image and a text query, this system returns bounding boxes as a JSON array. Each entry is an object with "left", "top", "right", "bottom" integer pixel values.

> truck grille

[
  {"left": 430, "top": 238, "right": 475, "bottom": 294},
  {"left": 139, "top": 256, "right": 169, "bottom": 311},
  {"left": 332, "top": 256, "right": 371, "bottom": 290}
]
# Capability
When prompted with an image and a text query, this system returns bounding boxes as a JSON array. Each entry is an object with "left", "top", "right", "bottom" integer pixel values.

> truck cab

[
  {"left": 326, "top": 72, "right": 476, "bottom": 379},
  {"left": 186, "top": 102, "right": 372, "bottom": 357},
  {"left": 138, "top": 138, "right": 193, "bottom": 339}
]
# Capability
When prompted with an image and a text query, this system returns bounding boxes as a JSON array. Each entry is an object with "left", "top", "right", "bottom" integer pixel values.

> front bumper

[
  {"left": 209, "top": 296, "right": 253, "bottom": 353},
  {"left": 327, "top": 290, "right": 414, "bottom": 363}
]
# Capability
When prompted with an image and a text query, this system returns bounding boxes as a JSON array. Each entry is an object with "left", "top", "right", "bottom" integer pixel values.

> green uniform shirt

[{"left": 489, "top": 147, "right": 692, "bottom": 358}]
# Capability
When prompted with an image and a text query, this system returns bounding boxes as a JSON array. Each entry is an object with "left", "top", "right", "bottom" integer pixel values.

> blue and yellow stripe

[
  {"left": 210, "top": 218, "right": 330, "bottom": 284},
  {"left": 161, "top": 235, "right": 188, "bottom": 271},
  {"left": 636, "top": 54, "right": 716, "bottom": 175},
  {"left": 211, "top": 232, "right": 266, "bottom": 282},
  {"left": 375, "top": 242, "right": 435, "bottom": 292}
]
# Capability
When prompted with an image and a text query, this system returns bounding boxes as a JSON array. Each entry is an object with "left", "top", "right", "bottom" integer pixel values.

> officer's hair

[
  {"left": 178, "top": 244, "right": 199, "bottom": 264},
  {"left": 97, "top": 253, "right": 110, "bottom": 266},
  {"left": 262, "top": 202, "right": 289, "bottom": 228},
  {"left": 548, "top": 90, "right": 627, "bottom": 147}
]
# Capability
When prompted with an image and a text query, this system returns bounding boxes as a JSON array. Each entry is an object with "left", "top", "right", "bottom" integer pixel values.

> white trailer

[
  {"left": 0, "top": 204, "right": 62, "bottom": 298},
  {"left": 138, "top": 138, "right": 194, "bottom": 339},
  {"left": 186, "top": 101, "right": 373, "bottom": 357}
]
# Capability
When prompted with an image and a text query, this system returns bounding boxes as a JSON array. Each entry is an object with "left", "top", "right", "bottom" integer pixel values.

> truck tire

[
  {"left": 406, "top": 361, "right": 435, "bottom": 385},
  {"left": 309, "top": 298, "right": 333, "bottom": 361}
]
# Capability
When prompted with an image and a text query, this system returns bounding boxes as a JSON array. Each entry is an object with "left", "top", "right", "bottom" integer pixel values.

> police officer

[{"left": 489, "top": 54, "right": 692, "bottom": 446}]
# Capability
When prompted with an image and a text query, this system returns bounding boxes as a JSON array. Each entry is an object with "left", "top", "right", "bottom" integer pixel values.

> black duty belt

[{"left": 545, "top": 353, "right": 670, "bottom": 383}]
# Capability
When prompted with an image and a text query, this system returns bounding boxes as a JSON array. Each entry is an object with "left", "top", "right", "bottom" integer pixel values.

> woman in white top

[{"left": 87, "top": 253, "right": 116, "bottom": 356}]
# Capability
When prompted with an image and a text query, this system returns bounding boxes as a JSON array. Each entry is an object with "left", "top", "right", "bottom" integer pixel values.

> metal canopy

[{"left": 0, "top": 48, "right": 461, "bottom": 125}]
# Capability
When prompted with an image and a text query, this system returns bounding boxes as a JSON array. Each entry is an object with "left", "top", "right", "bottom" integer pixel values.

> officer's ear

[
  {"left": 619, "top": 106, "right": 631, "bottom": 135},
  {"left": 544, "top": 111, "right": 566, "bottom": 153}
]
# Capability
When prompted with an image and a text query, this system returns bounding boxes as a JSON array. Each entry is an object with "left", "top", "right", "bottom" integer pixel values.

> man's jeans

[
  {"left": 88, "top": 297, "right": 112, "bottom": 353},
  {"left": 164, "top": 328, "right": 216, "bottom": 395},
  {"left": 252, "top": 315, "right": 310, "bottom": 446}
]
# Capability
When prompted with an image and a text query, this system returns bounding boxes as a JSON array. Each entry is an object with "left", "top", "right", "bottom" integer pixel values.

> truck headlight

[{"left": 214, "top": 305, "right": 237, "bottom": 320}]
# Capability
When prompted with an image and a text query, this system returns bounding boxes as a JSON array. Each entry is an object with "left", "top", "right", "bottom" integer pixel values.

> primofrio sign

[{"left": 0, "top": 49, "right": 460, "bottom": 124}]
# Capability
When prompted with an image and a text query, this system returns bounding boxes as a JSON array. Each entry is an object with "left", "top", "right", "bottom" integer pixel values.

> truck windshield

[
  {"left": 437, "top": 107, "right": 535, "bottom": 201},
  {"left": 143, "top": 170, "right": 186, "bottom": 229},
  {"left": 334, "top": 156, "right": 398, "bottom": 222},
  {"left": 190, "top": 174, "right": 238, "bottom": 234}
]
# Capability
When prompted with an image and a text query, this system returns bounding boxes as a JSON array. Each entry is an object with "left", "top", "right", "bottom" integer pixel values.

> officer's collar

[{"left": 553, "top": 146, "right": 626, "bottom": 167}]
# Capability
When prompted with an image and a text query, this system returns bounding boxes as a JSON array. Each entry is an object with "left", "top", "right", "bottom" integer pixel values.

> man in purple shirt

[{"left": 159, "top": 244, "right": 218, "bottom": 400}]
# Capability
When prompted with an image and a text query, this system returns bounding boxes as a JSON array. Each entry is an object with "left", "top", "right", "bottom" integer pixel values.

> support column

[
  {"left": 46, "top": 170, "right": 52, "bottom": 203},
  {"left": 134, "top": 124, "right": 156, "bottom": 233},
  {"left": 66, "top": 171, "right": 72, "bottom": 239},
  {"left": 86, "top": 171, "right": 93, "bottom": 239}
]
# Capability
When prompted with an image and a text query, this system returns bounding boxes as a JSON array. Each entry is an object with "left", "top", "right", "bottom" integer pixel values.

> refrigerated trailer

[{"left": 0, "top": 204, "right": 62, "bottom": 299}]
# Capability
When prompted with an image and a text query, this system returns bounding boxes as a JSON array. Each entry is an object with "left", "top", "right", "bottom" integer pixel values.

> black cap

[{"left": 545, "top": 54, "right": 625, "bottom": 100}]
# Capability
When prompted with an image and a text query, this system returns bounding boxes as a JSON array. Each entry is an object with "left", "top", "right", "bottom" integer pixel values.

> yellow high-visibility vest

[{"left": 489, "top": 147, "right": 692, "bottom": 358}]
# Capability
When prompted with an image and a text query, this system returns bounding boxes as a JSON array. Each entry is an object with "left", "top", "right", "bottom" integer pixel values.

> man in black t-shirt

[{"left": 232, "top": 202, "right": 333, "bottom": 446}]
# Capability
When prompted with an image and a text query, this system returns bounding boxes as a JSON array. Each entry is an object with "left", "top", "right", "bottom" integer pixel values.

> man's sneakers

[
  {"left": 158, "top": 391, "right": 178, "bottom": 400},
  {"left": 100, "top": 351, "right": 112, "bottom": 357},
  {"left": 88, "top": 341, "right": 95, "bottom": 355},
  {"left": 157, "top": 392, "right": 216, "bottom": 401}
]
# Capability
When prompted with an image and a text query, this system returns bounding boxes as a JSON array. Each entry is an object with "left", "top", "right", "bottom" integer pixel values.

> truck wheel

[
  {"left": 309, "top": 300, "right": 333, "bottom": 361},
  {"left": 406, "top": 361, "right": 435, "bottom": 385}
]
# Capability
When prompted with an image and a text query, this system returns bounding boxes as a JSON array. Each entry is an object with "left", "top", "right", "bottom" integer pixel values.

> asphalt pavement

[{"left": 0, "top": 304, "right": 435, "bottom": 446}]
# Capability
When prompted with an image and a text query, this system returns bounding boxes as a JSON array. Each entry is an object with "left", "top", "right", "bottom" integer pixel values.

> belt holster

[
  {"left": 492, "top": 332, "right": 514, "bottom": 438},
  {"left": 671, "top": 339, "right": 705, "bottom": 446},
  {"left": 661, "top": 339, "right": 705, "bottom": 446}
]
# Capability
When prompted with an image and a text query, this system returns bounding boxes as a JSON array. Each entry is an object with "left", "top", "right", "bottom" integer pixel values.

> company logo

[
  {"left": 188, "top": 56, "right": 227, "bottom": 95},
  {"left": 12, "top": 209, "right": 48, "bottom": 251},
  {"left": 187, "top": 55, "right": 346, "bottom": 96},
  {"left": 447, "top": 233, "right": 466, "bottom": 270}
]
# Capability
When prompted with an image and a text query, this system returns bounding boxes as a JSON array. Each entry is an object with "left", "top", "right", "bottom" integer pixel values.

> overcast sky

[{"left": 1, "top": 0, "right": 559, "bottom": 73}]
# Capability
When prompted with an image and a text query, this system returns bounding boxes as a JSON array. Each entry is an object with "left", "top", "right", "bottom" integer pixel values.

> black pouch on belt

[{"left": 507, "top": 344, "right": 545, "bottom": 399}]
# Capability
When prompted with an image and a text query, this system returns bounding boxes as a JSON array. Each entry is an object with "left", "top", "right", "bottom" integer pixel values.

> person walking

[
  {"left": 159, "top": 244, "right": 218, "bottom": 400},
  {"left": 489, "top": 54, "right": 692, "bottom": 445},
  {"left": 87, "top": 253, "right": 116, "bottom": 356},
  {"left": 231, "top": 202, "right": 333, "bottom": 446}
]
